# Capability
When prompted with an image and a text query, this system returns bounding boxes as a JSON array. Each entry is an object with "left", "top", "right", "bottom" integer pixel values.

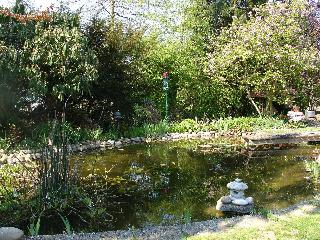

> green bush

[
  {"left": 133, "top": 103, "right": 161, "bottom": 126},
  {"left": 28, "top": 121, "right": 107, "bottom": 146},
  {"left": 171, "top": 119, "right": 200, "bottom": 133},
  {"left": 211, "top": 117, "right": 292, "bottom": 133},
  {"left": 127, "top": 120, "right": 171, "bottom": 138}
]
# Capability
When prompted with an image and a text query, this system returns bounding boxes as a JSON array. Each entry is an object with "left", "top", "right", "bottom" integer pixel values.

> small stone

[
  {"left": 7, "top": 158, "right": 15, "bottom": 164},
  {"left": 171, "top": 133, "right": 181, "bottom": 139},
  {"left": 18, "top": 155, "right": 25, "bottom": 162},
  {"left": 23, "top": 150, "right": 32, "bottom": 154},
  {"left": 122, "top": 138, "right": 131, "bottom": 144},
  {"left": 220, "top": 196, "right": 232, "bottom": 204},
  {"left": 131, "top": 137, "right": 141, "bottom": 143},
  {"left": 115, "top": 141, "right": 123, "bottom": 147},
  {"left": 246, "top": 197, "right": 254, "bottom": 204},
  {"left": 187, "top": 133, "right": 198, "bottom": 139},
  {"left": 0, "top": 227, "right": 24, "bottom": 240},
  {"left": 201, "top": 132, "right": 211, "bottom": 138},
  {"left": 107, "top": 140, "right": 115, "bottom": 145},
  {"left": 232, "top": 199, "right": 249, "bottom": 206}
]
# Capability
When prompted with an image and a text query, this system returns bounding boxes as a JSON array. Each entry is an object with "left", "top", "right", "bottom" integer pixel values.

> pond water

[{"left": 74, "top": 138, "right": 319, "bottom": 230}]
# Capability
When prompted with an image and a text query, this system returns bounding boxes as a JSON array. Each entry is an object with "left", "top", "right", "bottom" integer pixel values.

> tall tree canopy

[{"left": 23, "top": 22, "right": 97, "bottom": 112}]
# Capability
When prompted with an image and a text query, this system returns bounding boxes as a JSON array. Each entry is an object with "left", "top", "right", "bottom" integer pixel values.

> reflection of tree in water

[
  {"left": 78, "top": 142, "right": 318, "bottom": 229},
  {"left": 304, "top": 155, "right": 320, "bottom": 192},
  {"left": 204, "top": 150, "right": 317, "bottom": 209},
  {"left": 132, "top": 167, "right": 209, "bottom": 225},
  {"left": 121, "top": 144, "right": 213, "bottom": 225}
]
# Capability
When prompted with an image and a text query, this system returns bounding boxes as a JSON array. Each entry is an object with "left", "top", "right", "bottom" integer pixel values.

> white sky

[
  {"left": 0, "top": 0, "right": 187, "bottom": 37},
  {"left": 0, "top": 0, "right": 82, "bottom": 10}
]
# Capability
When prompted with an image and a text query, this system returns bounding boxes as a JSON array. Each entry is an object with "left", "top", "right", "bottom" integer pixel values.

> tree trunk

[
  {"left": 266, "top": 97, "right": 274, "bottom": 116},
  {"left": 246, "top": 88, "right": 262, "bottom": 117}
]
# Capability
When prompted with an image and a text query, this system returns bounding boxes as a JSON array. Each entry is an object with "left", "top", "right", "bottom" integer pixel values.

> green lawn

[{"left": 187, "top": 204, "right": 320, "bottom": 240}]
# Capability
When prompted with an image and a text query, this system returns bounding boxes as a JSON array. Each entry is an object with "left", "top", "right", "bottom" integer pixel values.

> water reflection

[{"left": 74, "top": 139, "right": 319, "bottom": 230}]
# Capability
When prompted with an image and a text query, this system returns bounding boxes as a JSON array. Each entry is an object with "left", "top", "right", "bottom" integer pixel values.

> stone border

[
  {"left": 4, "top": 129, "right": 320, "bottom": 165},
  {"left": 0, "top": 131, "right": 246, "bottom": 165}
]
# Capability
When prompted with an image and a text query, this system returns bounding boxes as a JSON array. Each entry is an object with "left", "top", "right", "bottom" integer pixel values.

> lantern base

[{"left": 216, "top": 198, "right": 254, "bottom": 214}]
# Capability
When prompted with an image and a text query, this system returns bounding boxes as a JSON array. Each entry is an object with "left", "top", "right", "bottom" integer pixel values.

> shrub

[{"left": 133, "top": 103, "right": 161, "bottom": 126}]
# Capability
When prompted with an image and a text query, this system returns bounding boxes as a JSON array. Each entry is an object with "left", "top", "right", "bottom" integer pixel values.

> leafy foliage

[
  {"left": 209, "top": 1, "right": 318, "bottom": 113},
  {"left": 23, "top": 23, "right": 97, "bottom": 109}
]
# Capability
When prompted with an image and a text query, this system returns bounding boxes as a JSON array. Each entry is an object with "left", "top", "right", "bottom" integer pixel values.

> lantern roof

[{"left": 227, "top": 178, "right": 248, "bottom": 191}]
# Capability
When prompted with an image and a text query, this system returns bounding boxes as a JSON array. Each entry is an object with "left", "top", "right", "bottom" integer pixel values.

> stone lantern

[{"left": 216, "top": 178, "right": 254, "bottom": 214}]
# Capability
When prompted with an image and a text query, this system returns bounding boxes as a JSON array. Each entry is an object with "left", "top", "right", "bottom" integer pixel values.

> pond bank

[
  {"left": 3, "top": 127, "right": 320, "bottom": 165},
  {"left": 26, "top": 200, "right": 319, "bottom": 240},
  {"left": 244, "top": 130, "right": 320, "bottom": 149},
  {"left": 0, "top": 130, "right": 247, "bottom": 165}
]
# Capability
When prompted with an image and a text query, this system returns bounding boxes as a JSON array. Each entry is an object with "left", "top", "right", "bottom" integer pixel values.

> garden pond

[{"left": 72, "top": 138, "right": 319, "bottom": 230}]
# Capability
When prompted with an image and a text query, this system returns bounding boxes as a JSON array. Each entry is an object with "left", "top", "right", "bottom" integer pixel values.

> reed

[{"left": 36, "top": 118, "right": 74, "bottom": 208}]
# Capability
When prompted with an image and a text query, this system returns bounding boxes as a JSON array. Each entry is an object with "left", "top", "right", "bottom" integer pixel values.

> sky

[
  {"left": 0, "top": 0, "right": 186, "bottom": 37},
  {"left": 0, "top": 0, "right": 82, "bottom": 10},
  {"left": 0, "top": 0, "right": 125, "bottom": 24}
]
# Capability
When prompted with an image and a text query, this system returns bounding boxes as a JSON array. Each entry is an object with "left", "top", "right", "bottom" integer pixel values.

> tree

[
  {"left": 209, "top": 0, "right": 315, "bottom": 114},
  {"left": 206, "top": 0, "right": 267, "bottom": 34},
  {"left": 22, "top": 19, "right": 97, "bottom": 119},
  {"left": 0, "top": 42, "right": 19, "bottom": 131},
  {"left": 85, "top": 19, "right": 148, "bottom": 126}
]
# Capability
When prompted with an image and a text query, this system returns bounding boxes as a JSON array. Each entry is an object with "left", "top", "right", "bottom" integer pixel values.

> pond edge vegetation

[
  {"left": 1, "top": 116, "right": 320, "bottom": 237},
  {"left": 0, "top": 117, "right": 310, "bottom": 165}
]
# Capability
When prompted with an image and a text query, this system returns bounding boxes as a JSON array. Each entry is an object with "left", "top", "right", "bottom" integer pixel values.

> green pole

[
  {"left": 165, "top": 90, "right": 168, "bottom": 120},
  {"left": 162, "top": 71, "right": 169, "bottom": 120}
]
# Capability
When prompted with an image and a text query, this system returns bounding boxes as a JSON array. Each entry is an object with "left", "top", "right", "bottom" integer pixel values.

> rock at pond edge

[{"left": 0, "top": 227, "right": 24, "bottom": 240}]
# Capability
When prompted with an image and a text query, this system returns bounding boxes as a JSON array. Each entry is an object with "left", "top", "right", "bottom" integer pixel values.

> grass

[{"left": 187, "top": 204, "right": 320, "bottom": 240}]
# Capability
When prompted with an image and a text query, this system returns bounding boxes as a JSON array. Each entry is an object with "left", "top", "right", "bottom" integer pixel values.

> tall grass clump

[
  {"left": 0, "top": 137, "right": 11, "bottom": 150},
  {"left": 122, "top": 117, "right": 306, "bottom": 139},
  {"left": 171, "top": 119, "right": 204, "bottom": 133},
  {"left": 212, "top": 117, "right": 289, "bottom": 133},
  {"left": 31, "top": 121, "right": 106, "bottom": 145},
  {"left": 37, "top": 119, "right": 72, "bottom": 206},
  {"left": 127, "top": 120, "right": 171, "bottom": 138},
  {"left": 0, "top": 117, "right": 112, "bottom": 235},
  {"left": 31, "top": 118, "right": 110, "bottom": 234}
]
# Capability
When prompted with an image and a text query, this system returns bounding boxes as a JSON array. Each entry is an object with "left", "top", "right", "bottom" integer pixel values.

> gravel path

[
  {"left": 26, "top": 201, "right": 319, "bottom": 240},
  {"left": 26, "top": 215, "right": 267, "bottom": 240}
]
